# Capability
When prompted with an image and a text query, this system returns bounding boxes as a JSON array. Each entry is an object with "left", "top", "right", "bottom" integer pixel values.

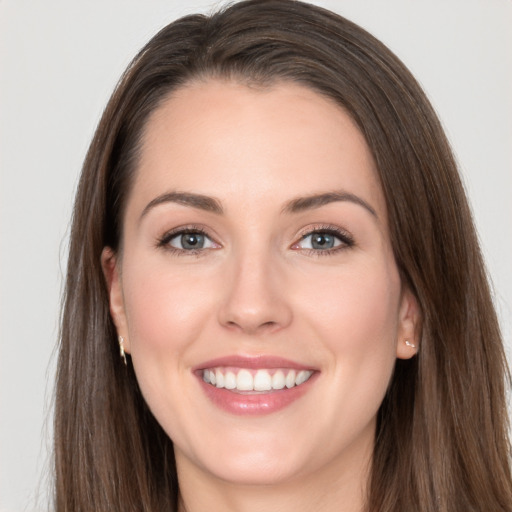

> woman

[{"left": 54, "top": 0, "right": 512, "bottom": 510}]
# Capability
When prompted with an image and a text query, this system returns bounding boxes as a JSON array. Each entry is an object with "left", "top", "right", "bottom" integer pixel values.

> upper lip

[{"left": 193, "top": 354, "right": 316, "bottom": 372}]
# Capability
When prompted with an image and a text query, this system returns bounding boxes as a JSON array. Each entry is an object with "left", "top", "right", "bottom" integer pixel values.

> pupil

[
  {"left": 312, "top": 233, "right": 334, "bottom": 249},
  {"left": 182, "top": 233, "right": 204, "bottom": 249}
]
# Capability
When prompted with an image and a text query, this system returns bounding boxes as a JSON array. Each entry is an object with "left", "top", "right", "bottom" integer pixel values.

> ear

[
  {"left": 101, "top": 247, "right": 130, "bottom": 353},
  {"left": 395, "top": 286, "right": 421, "bottom": 360}
]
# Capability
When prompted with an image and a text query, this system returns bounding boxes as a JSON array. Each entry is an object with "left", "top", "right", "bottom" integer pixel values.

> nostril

[
  {"left": 224, "top": 319, "right": 279, "bottom": 335},
  {"left": 217, "top": 275, "right": 294, "bottom": 333}
]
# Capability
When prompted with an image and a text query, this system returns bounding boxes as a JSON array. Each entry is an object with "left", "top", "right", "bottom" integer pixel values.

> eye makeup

[
  {"left": 156, "top": 221, "right": 355, "bottom": 258},
  {"left": 291, "top": 223, "right": 355, "bottom": 257},
  {"left": 156, "top": 224, "right": 220, "bottom": 256}
]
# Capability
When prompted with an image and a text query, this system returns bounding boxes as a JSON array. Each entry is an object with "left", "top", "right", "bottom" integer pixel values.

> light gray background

[{"left": 1, "top": 1, "right": 511, "bottom": 511}]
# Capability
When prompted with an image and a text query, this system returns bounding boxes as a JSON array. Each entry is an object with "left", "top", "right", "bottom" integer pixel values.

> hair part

[{"left": 55, "top": 1, "right": 512, "bottom": 510}]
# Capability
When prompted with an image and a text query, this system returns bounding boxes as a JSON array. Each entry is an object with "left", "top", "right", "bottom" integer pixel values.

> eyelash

[
  {"left": 156, "top": 223, "right": 355, "bottom": 256},
  {"left": 156, "top": 224, "right": 217, "bottom": 257},
  {"left": 294, "top": 224, "right": 355, "bottom": 257}
]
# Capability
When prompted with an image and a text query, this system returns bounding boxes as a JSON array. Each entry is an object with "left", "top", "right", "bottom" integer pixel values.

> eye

[
  {"left": 292, "top": 227, "right": 354, "bottom": 253},
  {"left": 158, "top": 228, "right": 220, "bottom": 253},
  {"left": 300, "top": 232, "right": 340, "bottom": 250}
]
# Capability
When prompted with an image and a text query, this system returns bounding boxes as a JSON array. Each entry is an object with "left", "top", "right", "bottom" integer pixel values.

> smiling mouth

[{"left": 201, "top": 367, "right": 314, "bottom": 392}]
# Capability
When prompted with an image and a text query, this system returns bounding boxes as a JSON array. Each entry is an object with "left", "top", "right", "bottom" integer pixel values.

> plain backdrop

[{"left": 1, "top": 1, "right": 511, "bottom": 511}]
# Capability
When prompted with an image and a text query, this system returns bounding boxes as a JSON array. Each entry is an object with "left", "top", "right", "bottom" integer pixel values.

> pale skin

[{"left": 102, "top": 80, "right": 420, "bottom": 512}]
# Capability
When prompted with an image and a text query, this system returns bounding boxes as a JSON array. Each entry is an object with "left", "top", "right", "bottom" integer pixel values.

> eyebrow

[
  {"left": 282, "top": 191, "right": 377, "bottom": 217},
  {"left": 139, "top": 189, "right": 377, "bottom": 221},
  {"left": 140, "top": 191, "right": 223, "bottom": 220}
]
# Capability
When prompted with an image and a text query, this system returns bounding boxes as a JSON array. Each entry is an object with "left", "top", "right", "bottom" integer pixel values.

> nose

[{"left": 217, "top": 248, "right": 293, "bottom": 336}]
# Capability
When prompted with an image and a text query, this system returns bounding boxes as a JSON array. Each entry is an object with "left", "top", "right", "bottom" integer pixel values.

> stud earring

[
  {"left": 405, "top": 340, "right": 416, "bottom": 349},
  {"left": 118, "top": 336, "right": 127, "bottom": 365}
]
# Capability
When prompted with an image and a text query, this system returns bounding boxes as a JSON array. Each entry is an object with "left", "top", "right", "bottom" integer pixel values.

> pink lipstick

[{"left": 194, "top": 355, "right": 318, "bottom": 415}]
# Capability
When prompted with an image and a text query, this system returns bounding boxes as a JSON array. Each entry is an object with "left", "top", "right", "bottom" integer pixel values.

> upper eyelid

[
  {"left": 157, "top": 223, "right": 354, "bottom": 247},
  {"left": 296, "top": 224, "right": 353, "bottom": 240},
  {"left": 292, "top": 225, "right": 355, "bottom": 251},
  {"left": 161, "top": 224, "right": 214, "bottom": 236},
  {"left": 158, "top": 225, "right": 218, "bottom": 245}
]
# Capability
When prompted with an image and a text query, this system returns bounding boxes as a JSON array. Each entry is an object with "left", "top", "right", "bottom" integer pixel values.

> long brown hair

[{"left": 55, "top": 1, "right": 512, "bottom": 510}]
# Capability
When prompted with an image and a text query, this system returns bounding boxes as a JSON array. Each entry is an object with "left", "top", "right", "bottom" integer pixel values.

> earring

[
  {"left": 405, "top": 340, "right": 416, "bottom": 349},
  {"left": 118, "top": 336, "right": 127, "bottom": 366}
]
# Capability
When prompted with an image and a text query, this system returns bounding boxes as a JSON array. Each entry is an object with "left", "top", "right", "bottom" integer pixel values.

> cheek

[
  {"left": 122, "top": 259, "right": 215, "bottom": 357},
  {"left": 119, "top": 257, "right": 219, "bottom": 432},
  {"left": 299, "top": 257, "right": 401, "bottom": 358},
  {"left": 295, "top": 259, "right": 401, "bottom": 444}
]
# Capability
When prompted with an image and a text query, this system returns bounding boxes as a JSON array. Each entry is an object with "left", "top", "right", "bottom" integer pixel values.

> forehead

[{"left": 129, "top": 79, "right": 386, "bottom": 220}]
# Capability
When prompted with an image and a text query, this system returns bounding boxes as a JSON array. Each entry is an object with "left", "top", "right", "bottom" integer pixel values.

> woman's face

[{"left": 104, "top": 81, "right": 418, "bottom": 488}]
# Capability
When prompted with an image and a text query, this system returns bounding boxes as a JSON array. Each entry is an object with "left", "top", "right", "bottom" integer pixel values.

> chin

[
  {"left": 177, "top": 430, "right": 310, "bottom": 486},
  {"left": 206, "top": 456, "right": 302, "bottom": 486}
]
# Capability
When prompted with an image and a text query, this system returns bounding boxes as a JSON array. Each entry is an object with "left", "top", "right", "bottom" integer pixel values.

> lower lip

[{"left": 197, "top": 373, "right": 317, "bottom": 415}]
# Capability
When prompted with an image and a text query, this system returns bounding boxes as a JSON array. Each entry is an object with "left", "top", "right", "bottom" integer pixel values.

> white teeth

[
  {"left": 224, "top": 371, "right": 237, "bottom": 389},
  {"left": 296, "top": 370, "right": 309, "bottom": 386},
  {"left": 202, "top": 367, "right": 313, "bottom": 392},
  {"left": 236, "top": 369, "right": 254, "bottom": 391},
  {"left": 271, "top": 370, "right": 286, "bottom": 390},
  {"left": 215, "top": 369, "right": 224, "bottom": 388},
  {"left": 285, "top": 370, "right": 296, "bottom": 388},
  {"left": 254, "top": 369, "right": 272, "bottom": 391}
]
